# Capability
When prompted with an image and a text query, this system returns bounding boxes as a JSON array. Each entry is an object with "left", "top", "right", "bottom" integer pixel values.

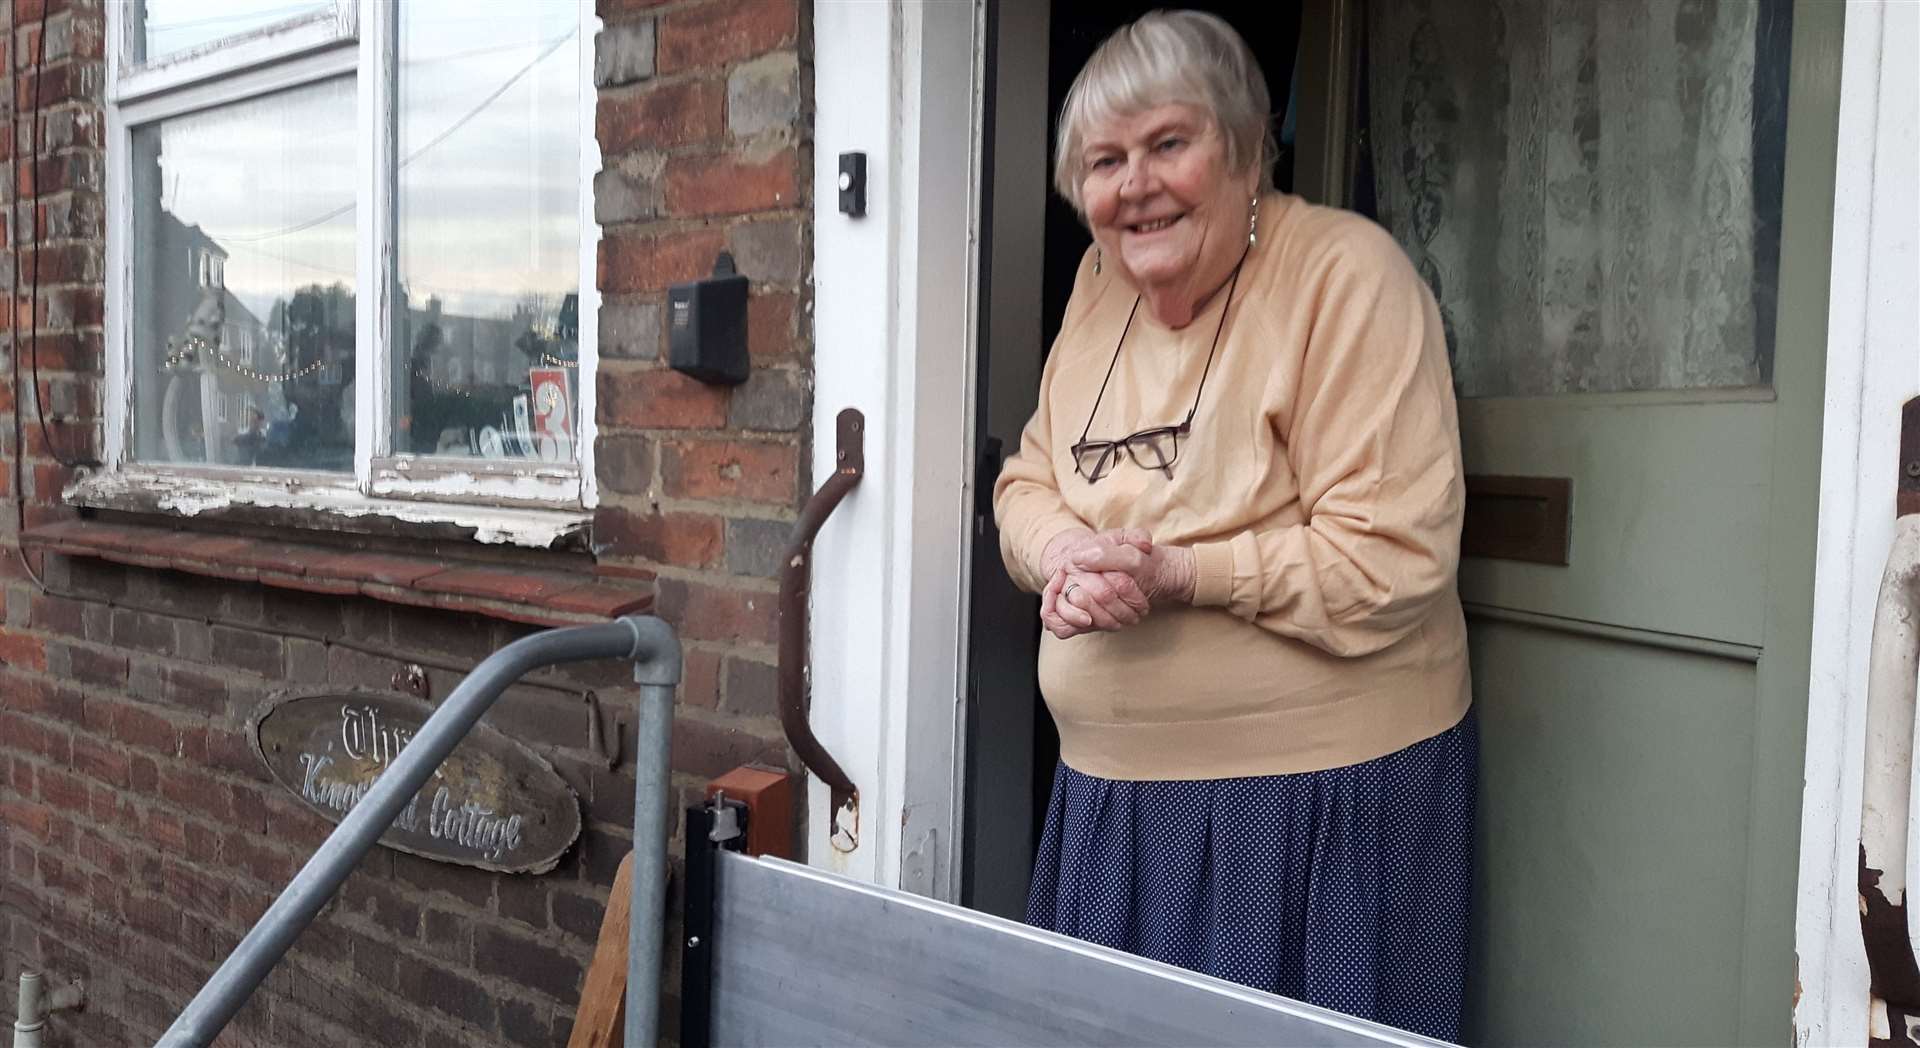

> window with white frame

[{"left": 104, "top": 0, "right": 595, "bottom": 508}]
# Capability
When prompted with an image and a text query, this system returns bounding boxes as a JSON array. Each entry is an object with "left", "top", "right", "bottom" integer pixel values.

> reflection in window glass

[
  {"left": 130, "top": 78, "right": 356, "bottom": 471},
  {"left": 1365, "top": 0, "right": 1792, "bottom": 397},
  {"left": 394, "top": 2, "right": 581, "bottom": 463},
  {"left": 138, "top": 0, "right": 333, "bottom": 65}
]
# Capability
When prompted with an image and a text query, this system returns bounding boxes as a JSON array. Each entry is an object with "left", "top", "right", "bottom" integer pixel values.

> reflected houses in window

[
  {"left": 147, "top": 211, "right": 355, "bottom": 470},
  {"left": 130, "top": 75, "right": 358, "bottom": 472}
]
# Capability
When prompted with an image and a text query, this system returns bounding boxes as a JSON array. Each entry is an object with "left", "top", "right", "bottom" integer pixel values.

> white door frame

[
  {"left": 1794, "top": 2, "right": 1920, "bottom": 1044},
  {"left": 805, "top": 0, "right": 983, "bottom": 895}
]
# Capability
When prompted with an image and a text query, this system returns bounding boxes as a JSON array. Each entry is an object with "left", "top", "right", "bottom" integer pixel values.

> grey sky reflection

[
  {"left": 151, "top": 0, "right": 582, "bottom": 322},
  {"left": 143, "top": 0, "right": 332, "bottom": 61}
]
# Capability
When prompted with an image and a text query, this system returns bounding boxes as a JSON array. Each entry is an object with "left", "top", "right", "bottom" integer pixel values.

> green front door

[{"left": 1359, "top": 2, "right": 1840, "bottom": 1043}]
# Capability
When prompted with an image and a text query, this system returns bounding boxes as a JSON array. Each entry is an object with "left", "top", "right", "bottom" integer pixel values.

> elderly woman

[{"left": 992, "top": 10, "right": 1474, "bottom": 1041}]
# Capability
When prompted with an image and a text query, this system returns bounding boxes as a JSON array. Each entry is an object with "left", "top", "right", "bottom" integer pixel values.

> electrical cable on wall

[
  {"left": 25, "top": 0, "right": 96, "bottom": 475},
  {"left": 11, "top": 0, "right": 98, "bottom": 594}
]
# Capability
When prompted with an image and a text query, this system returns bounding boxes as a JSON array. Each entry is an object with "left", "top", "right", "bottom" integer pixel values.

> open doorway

[
  {"left": 962, "top": 0, "right": 1304, "bottom": 921},
  {"left": 961, "top": 1, "right": 1832, "bottom": 1045}
]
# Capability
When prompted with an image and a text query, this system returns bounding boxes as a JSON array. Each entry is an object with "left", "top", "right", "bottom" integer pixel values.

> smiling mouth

[{"left": 1127, "top": 214, "right": 1184, "bottom": 234}]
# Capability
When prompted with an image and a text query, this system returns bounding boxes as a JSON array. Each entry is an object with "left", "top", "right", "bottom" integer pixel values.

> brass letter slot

[{"left": 1462, "top": 475, "right": 1572, "bottom": 566}]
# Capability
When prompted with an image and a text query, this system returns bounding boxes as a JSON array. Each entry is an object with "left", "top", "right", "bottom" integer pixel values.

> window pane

[
  {"left": 130, "top": 78, "right": 357, "bottom": 471},
  {"left": 1364, "top": 0, "right": 1792, "bottom": 397},
  {"left": 138, "top": 0, "right": 333, "bottom": 64},
  {"left": 393, "top": 1, "right": 581, "bottom": 463}
]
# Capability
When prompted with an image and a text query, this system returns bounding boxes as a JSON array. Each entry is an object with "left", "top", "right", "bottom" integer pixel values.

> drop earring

[
  {"left": 1094, "top": 248, "right": 1102, "bottom": 275},
  {"left": 1247, "top": 195, "right": 1260, "bottom": 247}
]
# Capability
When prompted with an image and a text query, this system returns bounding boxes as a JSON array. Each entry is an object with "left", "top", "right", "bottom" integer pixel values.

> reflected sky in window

[
  {"left": 141, "top": 0, "right": 333, "bottom": 63},
  {"left": 153, "top": 0, "right": 581, "bottom": 326}
]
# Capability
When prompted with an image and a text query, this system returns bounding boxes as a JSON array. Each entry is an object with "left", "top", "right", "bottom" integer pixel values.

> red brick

[
  {"left": 259, "top": 570, "right": 359, "bottom": 596},
  {"left": 0, "top": 628, "right": 46, "bottom": 672},
  {"left": 141, "top": 808, "right": 190, "bottom": 853},
  {"left": 72, "top": 825, "right": 129, "bottom": 878},
  {"left": 540, "top": 582, "right": 654, "bottom": 618},
  {"left": 110, "top": 607, "right": 175, "bottom": 654},
  {"left": 598, "top": 364, "right": 731, "bottom": 429},
  {"left": 474, "top": 924, "right": 583, "bottom": 1001},
  {"left": 161, "top": 665, "right": 227, "bottom": 716},
  {"left": 224, "top": 831, "right": 298, "bottom": 888},
  {"left": 229, "top": 782, "right": 268, "bottom": 834},
  {"left": 110, "top": 702, "right": 179, "bottom": 755},
  {"left": 65, "top": 644, "right": 127, "bottom": 686},
  {"left": 18, "top": 332, "right": 100, "bottom": 373},
  {"left": 4, "top": 675, "right": 80, "bottom": 720},
  {"left": 657, "top": 0, "right": 798, "bottom": 74},
  {"left": 414, "top": 567, "right": 580, "bottom": 605},
  {"left": 204, "top": 727, "right": 265, "bottom": 779},
  {"left": 91, "top": 784, "right": 137, "bottom": 831},
  {"left": 207, "top": 626, "right": 282, "bottom": 678},
  {"left": 748, "top": 292, "right": 798, "bottom": 360},
  {"left": 26, "top": 242, "right": 98, "bottom": 283},
  {"left": 680, "top": 646, "right": 721, "bottom": 709},
  {"left": 598, "top": 228, "right": 728, "bottom": 294},
  {"left": 35, "top": 765, "right": 89, "bottom": 815},
  {"left": 0, "top": 711, "right": 68, "bottom": 762},
  {"left": 70, "top": 735, "right": 130, "bottom": 787},
  {"left": 665, "top": 150, "right": 799, "bottom": 217},
  {"left": 0, "top": 800, "right": 54, "bottom": 841},
  {"left": 162, "top": 858, "right": 231, "bottom": 917},
  {"left": 661, "top": 437, "right": 798, "bottom": 503},
  {"left": 158, "top": 765, "right": 229, "bottom": 822},
  {"left": 206, "top": 540, "right": 314, "bottom": 577},
  {"left": 594, "top": 506, "right": 724, "bottom": 568},
  {"left": 597, "top": 77, "right": 724, "bottom": 155},
  {"left": 21, "top": 419, "right": 98, "bottom": 464},
  {"left": 27, "top": 592, "right": 84, "bottom": 635},
  {"left": 305, "top": 551, "right": 444, "bottom": 588},
  {"left": 654, "top": 578, "right": 777, "bottom": 645},
  {"left": 670, "top": 715, "right": 785, "bottom": 780}
]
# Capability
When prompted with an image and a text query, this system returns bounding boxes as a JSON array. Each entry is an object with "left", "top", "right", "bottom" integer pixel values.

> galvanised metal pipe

[
  {"left": 158, "top": 616, "right": 681, "bottom": 1048},
  {"left": 12, "top": 971, "right": 44, "bottom": 1048},
  {"left": 625, "top": 617, "right": 684, "bottom": 1048}
]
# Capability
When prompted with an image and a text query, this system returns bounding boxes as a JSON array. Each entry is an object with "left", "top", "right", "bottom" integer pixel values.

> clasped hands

[{"left": 1039, "top": 527, "right": 1197, "bottom": 640}]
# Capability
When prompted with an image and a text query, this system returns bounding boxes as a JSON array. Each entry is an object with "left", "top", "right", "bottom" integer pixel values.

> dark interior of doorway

[{"left": 963, "top": 0, "right": 1301, "bottom": 916}]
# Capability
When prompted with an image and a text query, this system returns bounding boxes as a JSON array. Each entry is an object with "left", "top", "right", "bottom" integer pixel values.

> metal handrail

[
  {"left": 779, "top": 407, "right": 864, "bottom": 849},
  {"left": 1859, "top": 396, "right": 1920, "bottom": 1015},
  {"left": 158, "top": 615, "right": 682, "bottom": 1048}
]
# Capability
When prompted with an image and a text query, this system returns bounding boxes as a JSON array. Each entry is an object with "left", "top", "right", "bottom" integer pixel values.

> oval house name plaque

[{"left": 249, "top": 690, "right": 581, "bottom": 874}]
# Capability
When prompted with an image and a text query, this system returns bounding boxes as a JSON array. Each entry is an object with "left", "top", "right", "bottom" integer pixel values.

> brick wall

[{"left": 0, "top": 1, "right": 812, "bottom": 1045}]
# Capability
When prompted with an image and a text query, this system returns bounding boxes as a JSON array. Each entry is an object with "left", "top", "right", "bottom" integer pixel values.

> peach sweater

[{"left": 993, "top": 193, "right": 1471, "bottom": 779}]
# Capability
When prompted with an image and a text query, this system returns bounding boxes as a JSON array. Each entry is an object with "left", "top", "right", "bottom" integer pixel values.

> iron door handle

[{"left": 779, "top": 408, "right": 864, "bottom": 851}]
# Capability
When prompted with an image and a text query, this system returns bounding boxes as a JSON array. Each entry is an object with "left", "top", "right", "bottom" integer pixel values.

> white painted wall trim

[
  {"left": 806, "top": 0, "right": 982, "bottom": 893},
  {"left": 1795, "top": 3, "right": 1920, "bottom": 1044}
]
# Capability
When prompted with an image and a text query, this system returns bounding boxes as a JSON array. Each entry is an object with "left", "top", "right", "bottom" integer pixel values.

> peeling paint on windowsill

[{"left": 64, "top": 471, "right": 591, "bottom": 549}]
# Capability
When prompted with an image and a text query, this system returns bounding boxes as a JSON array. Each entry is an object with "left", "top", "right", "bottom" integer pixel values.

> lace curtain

[{"left": 1365, "top": 0, "right": 1790, "bottom": 397}]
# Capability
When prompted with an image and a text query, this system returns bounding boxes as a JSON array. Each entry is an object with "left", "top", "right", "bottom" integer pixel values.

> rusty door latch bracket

[{"left": 780, "top": 408, "right": 864, "bottom": 850}]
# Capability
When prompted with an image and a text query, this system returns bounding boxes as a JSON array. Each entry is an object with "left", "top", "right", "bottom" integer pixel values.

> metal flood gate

[{"left": 677, "top": 802, "right": 1450, "bottom": 1048}]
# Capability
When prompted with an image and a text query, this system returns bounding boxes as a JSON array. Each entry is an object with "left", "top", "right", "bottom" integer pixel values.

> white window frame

[{"left": 90, "top": 0, "right": 601, "bottom": 535}]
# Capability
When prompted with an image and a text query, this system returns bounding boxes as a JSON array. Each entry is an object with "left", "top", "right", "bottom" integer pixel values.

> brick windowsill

[{"left": 22, "top": 520, "right": 654, "bottom": 628}]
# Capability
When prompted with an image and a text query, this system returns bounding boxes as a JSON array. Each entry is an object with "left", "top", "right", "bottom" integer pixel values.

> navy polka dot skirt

[{"left": 1027, "top": 711, "right": 1476, "bottom": 1043}]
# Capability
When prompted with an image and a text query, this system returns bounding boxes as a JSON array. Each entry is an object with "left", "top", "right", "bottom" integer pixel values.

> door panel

[
  {"left": 1459, "top": 397, "right": 1773, "bottom": 646},
  {"left": 1467, "top": 623, "right": 1757, "bottom": 1046},
  {"left": 1358, "top": 1, "right": 1839, "bottom": 1044}
]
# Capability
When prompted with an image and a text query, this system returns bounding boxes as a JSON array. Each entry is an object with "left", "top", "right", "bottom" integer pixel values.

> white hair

[{"left": 1052, "top": 10, "right": 1276, "bottom": 216}]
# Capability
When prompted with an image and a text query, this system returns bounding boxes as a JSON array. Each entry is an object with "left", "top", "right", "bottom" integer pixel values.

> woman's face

[{"left": 1078, "top": 103, "right": 1254, "bottom": 295}]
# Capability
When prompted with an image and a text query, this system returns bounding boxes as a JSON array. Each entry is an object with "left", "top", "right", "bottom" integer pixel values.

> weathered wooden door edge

[{"left": 1794, "top": 2, "right": 1920, "bottom": 1045}]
